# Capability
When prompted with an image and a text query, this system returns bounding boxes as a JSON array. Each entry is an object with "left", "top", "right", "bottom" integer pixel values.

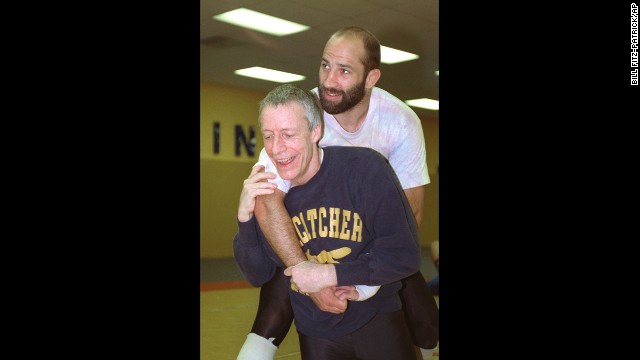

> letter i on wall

[{"left": 213, "top": 121, "right": 220, "bottom": 154}]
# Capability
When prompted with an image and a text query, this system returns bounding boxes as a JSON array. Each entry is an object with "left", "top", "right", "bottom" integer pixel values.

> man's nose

[
  {"left": 323, "top": 69, "right": 339, "bottom": 88},
  {"left": 272, "top": 135, "right": 286, "bottom": 153}
]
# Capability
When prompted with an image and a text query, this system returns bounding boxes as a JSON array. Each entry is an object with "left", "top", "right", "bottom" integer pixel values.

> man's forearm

[{"left": 254, "top": 189, "right": 307, "bottom": 267}]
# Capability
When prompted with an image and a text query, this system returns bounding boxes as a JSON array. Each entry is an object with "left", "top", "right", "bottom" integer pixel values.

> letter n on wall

[{"left": 235, "top": 125, "right": 255, "bottom": 157}]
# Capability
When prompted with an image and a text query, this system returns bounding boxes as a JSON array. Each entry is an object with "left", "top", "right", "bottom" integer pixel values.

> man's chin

[
  {"left": 321, "top": 102, "right": 341, "bottom": 114},
  {"left": 276, "top": 167, "right": 295, "bottom": 181}
]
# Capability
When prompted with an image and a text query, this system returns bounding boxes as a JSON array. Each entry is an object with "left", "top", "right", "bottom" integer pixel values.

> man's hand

[
  {"left": 284, "top": 260, "right": 337, "bottom": 293},
  {"left": 309, "top": 287, "right": 347, "bottom": 314},
  {"left": 334, "top": 286, "right": 360, "bottom": 301},
  {"left": 237, "top": 165, "right": 277, "bottom": 222}
]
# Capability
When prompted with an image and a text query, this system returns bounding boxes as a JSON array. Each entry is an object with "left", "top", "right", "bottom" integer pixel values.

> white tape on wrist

[{"left": 353, "top": 285, "right": 381, "bottom": 301}]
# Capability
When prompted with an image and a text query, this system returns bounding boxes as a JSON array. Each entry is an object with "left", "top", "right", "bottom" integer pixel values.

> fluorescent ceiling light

[
  {"left": 405, "top": 98, "right": 439, "bottom": 110},
  {"left": 234, "top": 67, "right": 306, "bottom": 83},
  {"left": 380, "top": 45, "right": 420, "bottom": 64},
  {"left": 213, "top": 8, "right": 309, "bottom": 36}
]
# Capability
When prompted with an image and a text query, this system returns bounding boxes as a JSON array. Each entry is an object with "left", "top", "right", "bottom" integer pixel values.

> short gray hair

[{"left": 259, "top": 84, "right": 323, "bottom": 131}]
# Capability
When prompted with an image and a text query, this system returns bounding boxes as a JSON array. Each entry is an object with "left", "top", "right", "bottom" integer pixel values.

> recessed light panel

[
  {"left": 380, "top": 45, "right": 420, "bottom": 64},
  {"left": 234, "top": 67, "right": 306, "bottom": 83},
  {"left": 213, "top": 8, "right": 309, "bottom": 36},
  {"left": 405, "top": 98, "right": 439, "bottom": 110}
]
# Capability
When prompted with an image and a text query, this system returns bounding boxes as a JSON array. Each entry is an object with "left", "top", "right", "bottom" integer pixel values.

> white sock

[
  {"left": 236, "top": 333, "right": 277, "bottom": 360},
  {"left": 420, "top": 346, "right": 436, "bottom": 359}
]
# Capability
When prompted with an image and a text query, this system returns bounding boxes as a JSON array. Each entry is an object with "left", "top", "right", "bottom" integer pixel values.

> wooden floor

[
  {"left": 201, "top": 252, "right": 439, "bottom": 360},
  {"left": 201, "top": 286, "right": 303, "bottom": 359},
  {"left": 201, "top": 286, "right": 439, "bottom": 360}
]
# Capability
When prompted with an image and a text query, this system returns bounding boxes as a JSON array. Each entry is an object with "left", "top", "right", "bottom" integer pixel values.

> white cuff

[
  {"left": 420, "top": 346, "right": 436, "bottom": 359},
  {"left": 236, "top": 333, "right": 277, "bottom": 360},
  {"left": 353, "top": 285, "right": 381, "bottom": 301}
]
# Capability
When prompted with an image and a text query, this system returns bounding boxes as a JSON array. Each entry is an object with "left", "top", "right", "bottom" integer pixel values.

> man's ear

[
  {"left": 311, "top": 124, "right": 322, "bottom": 143},
  {"left": 365, "top": 68, "right": 381, "bottom": 89}
]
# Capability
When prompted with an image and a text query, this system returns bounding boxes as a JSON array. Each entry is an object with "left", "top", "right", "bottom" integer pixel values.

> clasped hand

[
  {"left": 284, "top": 259, "right": 338, "bottom": 293},
  {"left": 307, "top": 286, "right": 358, "bottom": 314},
  {"left": 237, "top": 165, "right": 277, "bottom": 222}
]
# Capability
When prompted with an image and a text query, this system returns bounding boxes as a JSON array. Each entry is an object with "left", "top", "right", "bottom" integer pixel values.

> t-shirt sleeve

[{"left": 387, "top": 113, "right": 430, "bottom": 189}]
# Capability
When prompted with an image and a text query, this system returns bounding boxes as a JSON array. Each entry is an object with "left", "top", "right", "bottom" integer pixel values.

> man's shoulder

[
  {"left": 370, "top": 87, "right": 420, "bottom": 122},
  {"left": 371, "top": 87, "right": 402, "bottom": 103},
  {"left": 323, "top": 147, "right": 392, "bottom": 182},
  {"left": 325, "top": 146, "right": 386, "bottom": 163}
]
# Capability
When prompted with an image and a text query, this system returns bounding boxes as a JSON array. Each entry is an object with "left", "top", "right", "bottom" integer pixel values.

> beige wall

[
  {"left": 200, "top": 82, "right": 439, "bottom": 258},
  {"left": 200, "top": 82, "right": 267, "bottom": 258},
  {"left": 420, "top": 116, "right": 439, "bottom": 250}
]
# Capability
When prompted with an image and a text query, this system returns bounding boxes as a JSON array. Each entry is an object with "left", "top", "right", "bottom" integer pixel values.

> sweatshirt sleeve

[
  {"left": 334, "top": 152, "right": 421, "bottom": 286},
  {"left": 232, "top": 217, "right": 277, "bottom": 287}
]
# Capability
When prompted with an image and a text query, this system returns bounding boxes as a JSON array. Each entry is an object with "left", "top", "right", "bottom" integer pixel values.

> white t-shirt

[{"left": 258, "top": 87, "right": 430, "bottom": 193}]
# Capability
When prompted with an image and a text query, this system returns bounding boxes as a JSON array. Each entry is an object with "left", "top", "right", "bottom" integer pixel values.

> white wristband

[{"left": 353, "top": 285, "right": 381, "bottom": 301}]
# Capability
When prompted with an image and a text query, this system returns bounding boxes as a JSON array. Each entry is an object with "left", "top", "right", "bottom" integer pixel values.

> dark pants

[
  {"left": 398, "top": 271, "right": 440, "bottom": 349},
  {"left": 249, "top": 270, "right": 439, "bottom": 349},
  {"left": 297, "top": 309, "right": 416, "bottom": 360},
  {"left": 249, "top": 269, "right": 294, "bottom": 346},
  {"left": 427, "top": 275, "right": 439, "bottom": 295}
]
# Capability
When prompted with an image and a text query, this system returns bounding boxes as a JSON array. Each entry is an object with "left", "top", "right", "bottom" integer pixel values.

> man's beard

[{"left": 319, "top": 79, "right": 366, "bottom": 115}]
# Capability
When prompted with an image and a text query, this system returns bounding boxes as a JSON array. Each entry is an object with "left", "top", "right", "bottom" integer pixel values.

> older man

[{"left": 234, "top": 84, "right": 421, "bottom": 359}]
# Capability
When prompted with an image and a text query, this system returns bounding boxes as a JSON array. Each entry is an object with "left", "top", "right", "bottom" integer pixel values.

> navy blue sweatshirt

[{"left": 234, "top": 146, "right": 421, "bottom": 338}]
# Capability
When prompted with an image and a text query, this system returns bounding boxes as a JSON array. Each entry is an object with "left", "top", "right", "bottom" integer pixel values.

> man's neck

[{"left": 333, "top": 92, "right": 371, "bottom": 133}]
